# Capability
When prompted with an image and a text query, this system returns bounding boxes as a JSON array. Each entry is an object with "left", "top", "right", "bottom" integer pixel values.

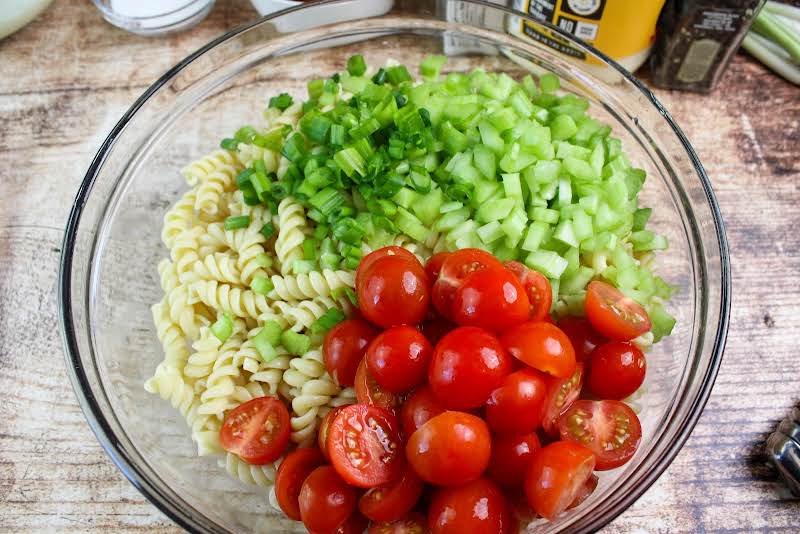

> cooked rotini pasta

[
  {"left": 267, "top": 269, "right": 355, "bottom": 302},
  {"left": 274, "top": 197, "right": 309, "bottom": 275}
]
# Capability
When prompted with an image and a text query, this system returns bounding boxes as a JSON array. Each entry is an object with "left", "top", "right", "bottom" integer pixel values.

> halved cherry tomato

[
  {"left": 428, "top": 327, "right": 512, "bottom": 410},
  {"left": 355, "top": 358, "right": 401, "bottom": 411},
  {"left": 541, "top": 363, "right": 584, "bottom": 436},
  {"left": 451, "top": 267, "right": 531, "bottom": 332},
  {"left": 485, "top": 368, "right": 549, "bottom": 435},
  {"left": 368, "top": 512, "right": 428, "bottom": 534},
  {"left": 587, "top": 341, "right": 646, "bottom": 399},
  {"left": 328, "top": 404, "right": 405, "bottom": 488},
  {"left": 428, "top": 477, "right": 510, "bottom": 534},
  {"left": 432, "top": 248, "right": 503, "bottom": 319},
  {"left": 568, "top": 474, "right": 598, "bottom": 510},
  {"left": 558, "top": 400, "right": 642, "bottom": 470},
  {"left": 358, "top": 467, "right": 424, "bottom": 522},
  {"left": 219, "top": 397, "right": 290, "bottom": 465},
  {"left": 366, "top": 326, "right": 433, "bottom": 394},
  {"left": 524, "top": 441, "right": 595, "bottom": 520},
  {"left": 406, "top": 411, "right": 490, "bottom": 486},
  {"left": 356, "top": 246, "right": 419, "bottom": 290},
  {"left": 324, "top": 318, "right": 379, "bottom": 387},
  {"left": 425, "top": 252, "right": 451, "bottom": 282},
  {"left": 500, "top": 321, "right": 576, "bottom": 378},
  {"left": 585, "top": 281, "right": 651, "bottom": 341},
  {"left": 336, "top": 513, "right": 370, "bottom": 534},
  {"left": 318, "top": 407, "right": 341, "bottom": 460},
  {"left": 275, "top": 448, "right": 326, "bottom": 521},
  {"left": 399, "top": 385, "right": 445, "bottom": 438},
  {"left": 419, "top": 316, "right": 455, "bottom": 346},
  {"left": 299, "top": 465, "right": 358, "bottom": 534},
  {"left": 504, "top": 261, "right": 553, "bottom": 321},
  {"left": 557, "top": 316, "right": 606, "bottom": 362},
  {"left": 487, "top": 432, "right": 541, "bottom": 488},
  {"left": 358, "top": 255, "right": 430, "bottom": 328}
]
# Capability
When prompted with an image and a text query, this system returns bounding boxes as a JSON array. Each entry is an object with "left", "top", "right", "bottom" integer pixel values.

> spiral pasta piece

[
  {"left": 195, "top": 166, "right": 240, "bottom": 216},
  {"left": 271, "top": 295, "right": 351, "bottom": 332},
  {"left": 181, "top": 149, "right": 241, "bottom": 186},
  {"left": 171, "top": 226, "right": 204, "bottom": 275},
  {"left": 236, "top": 143, "right": 279, "bottom": 172},
  {"left": 162, "top": 189, "right": 197, "bottom": 248},
  {"left": 220, "top": 452, "right": 278, "bottom": 488},
  {"left": 151, "top": 301, "right": 190, "bottom": 370},
  {"left": 275, "top": 197, "right": 309, "bottom": 275},
  {"left": 190, "top": 279, "right": 274, "bottom": 319},
  {"left": 282, "top": 349, "right": 340, "bottom": 446},
  {"left": 183, "top": 253, "right": 242, "bottom": 286},
  {"left": 268, "top": 270, "right": 355, "bottom": 301}
]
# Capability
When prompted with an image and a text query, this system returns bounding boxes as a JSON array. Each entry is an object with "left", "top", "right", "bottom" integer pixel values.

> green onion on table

[{"left": 742, "top": 1, "right": 800, "bottom": 84}]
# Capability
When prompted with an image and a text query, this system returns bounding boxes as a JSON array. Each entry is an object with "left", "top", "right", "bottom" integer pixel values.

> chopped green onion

[
  {"left": 260, "top": 222, "right": 276, "bottom": 239},
  {"left": 210, "top": 313, "right": 233, "bottom": 342},
  {"left": 420, "top": 54, "right": 447, "bottom": 79},
  {"left": 344, "top": 287, "right": 358, "bottom": 307},
  {"left": 347, "top": 54, "right": 367, "bottom": 76},
  {"left": 311, "top": 308, "right": 346, "bottom": 335},
  {"left": 268, "top": 93, "right": 293, "bottom": 111},
  {"left": 372, "top": 68, "right": 387, "bottom": 85},
  {"left": 220, "top": 138, "right": 238, "bottom": 150},
  {"left": 303, "top": 238, "right": 317, "bottom": 261},
  {"left": 224, "top": 215, "right": 250, "bottom": 230}
]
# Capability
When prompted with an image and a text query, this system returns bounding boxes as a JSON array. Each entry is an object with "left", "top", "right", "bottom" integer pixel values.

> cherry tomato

[
  {"left": 355, "top": 358, "right": 401, "bottom": 411},
  {"left": 587, "top": 341, "right": 646, "bottom": 399},
  {"left": 328, "top": 404, "right": 405, "bottom": 488},
  {"left": 428, "top": 477, "right": 510, "bottom": 534},
  {"left": 557, "top": 316, "right": 606, "bottom": 362},
  {"left": 541, "top": 363, "right": 584, "bottom": 436},
  {"left": 399, "top": 385, "right": 446, "bottom": 438},
  {"left": 368, "top": 512, "right": 428, "bottom": 534},
  {"left": 425, "top": 252, "right": 451, "bottom": 281},
  {"left": 356, "top": 246, "right": 419, "bottom": 290},
  {"left": 585, "top": 281, "right": 651, "bottom": 341},
  {"left": 358, "top": 255, "right": 430, "bottom": 328},
  {"left": 428, "top": 326, "right": 512, "bottom": 410},
  {"left": 219, "top": 397, "right": 290, "bottom": 465},
  {"left": 500, "top": 321, "right": 576, "bottom": 378},
  {"left": 485, "top": 368, "right": 549, "bottom": 435},
  {"left": 275, "top": 448, "right": 326, "bottom": 521},
  {"left": 335, "top": 513, "right": 370, "bottom": 534},
  {"left": 558, "top": 400, "right": 642, "bottom": 470},
  {"left": 358, "top": 467, "right": 424, "bottom": 522},
  {"left": 318, "top": 407, "right": 340, "bottom": 460},
  {"left": 487, "top": 432, "right": 541, "bottom": 488},
  {"left": 366, "top": 326, "right": 433, "bottom": 394},
  {"left": 568, "top": 474, "right": 598, "bottom": 510},
  {"left": 450, "top": 267, "right": 531, "bottom": 332},
  {"left": 406, "top": 411, "right": 490, "bottom": 486},
  {"left": 419, "top": 316, "right": 455, "bottom": 346},
  {"left": 324, "top": 319, "right": 379, "bottom": 387},
  {"left": 524, "top": 441, "right": 595, "bottom": 520},
  {"left": 504, "top": 261, "right": 553, "bottom": 321},
  {"left": 299, "top": 465, "right": 358, "bottom": 534},
  {"left": 432, "top": 248, "right": 503, "bottom": 319}
]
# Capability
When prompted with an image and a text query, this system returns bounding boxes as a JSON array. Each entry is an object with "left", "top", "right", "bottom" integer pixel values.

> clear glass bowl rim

[{"left": 59, "top": 1, "right": 732, "bottom": 532}]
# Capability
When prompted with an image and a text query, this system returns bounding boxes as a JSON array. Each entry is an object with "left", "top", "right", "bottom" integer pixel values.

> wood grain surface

[{"left": 1, "top": 0, "right": 799, "bottom": 532}]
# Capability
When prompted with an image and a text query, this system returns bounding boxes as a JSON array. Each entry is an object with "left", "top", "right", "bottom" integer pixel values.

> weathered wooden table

[{"left": 1, "top": 0, "right": 799, "bottom": 532}]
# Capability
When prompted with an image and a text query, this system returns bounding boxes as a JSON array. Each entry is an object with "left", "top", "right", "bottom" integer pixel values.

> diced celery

[
  {"left": 556, "top": 142, "right": 592, "bottom": 161},
  {"left": 502, "top": 173, "right": 523, "bottom": 204},
  {"left": 572, "top": 208, "right": 593, "bottom": 241},
  {"left": 563, "top": 157, "right": 598, "bottom": 181},
  {"left": 550, "top": 114, "right": 578, "bottom": 140},
  {"left": 474, "top": 180, "right": 502, "bottom": 206},
  {"left": 525, "top": 249, "right": 568, "bottom": 278},
  {"left": 411, "top": 187, "right": 444, "bottom": 226},
  {"left": 522, "top": 74, "right": 538, "bottom": 98},
  {"left": 539, "top": 180, "right": 558, "bottom": 200},
  {"left": 579, "top": 194, "right": 600, "bottom": 215},
  {"left": 478, "top": 120, "right": 505, "bottom": 155},
  {"left": 509, "top": 90, "right": 534, "bottom": 118},
  {"left": 557, "top": 176, "right": 572, "bottom": 207},
  {"left": 521, "top": 221, "right": 550, "bottom": 251},
  {"left": 616, "top": 266, "right": 639, "bottom": 289},
  {"left": 561, "top": 266, "right": 594, "bottom": 294},
  {"left": 625, "top": 168, "right": 646, "bottom": 199},
  {"left": 553, "top": 220, "right": 578, "bottom": 248},
  {"left": 539, "top": 73, "right": 560, "bottom": 93},
  {"left": 530, "top": 207, "right": 559, "bottom": 224},
  {"left": 480, "top": 73, "right": 515, "bottom": 101},
  {"left": 605, "top": 177, "right": 628, "bottom": 209},
  {"left": 493, "top": 242, "right": 519, "bottom": 262},
  {"left": 590, "top": 142, "right": 605, "bottom": 177},
  {"left": 563, "top": 246, "right": 580, "bottom": 276},
  {"left": 473, "top": 145, "right": 497, "bottom": 179},
  {"left": 477, "top": 220, "right": 504, "bottom": 244},
  {"left": 633, "top": 233, "right": 668, "bottom": 252},
  {"left": 477, "top": 197, "right": 515, "bottom": 222},
  {"left": 440, "top": 201, "right": 463, "bottom": 214},
  {"left": 649, "top": 303, "right": 676, "bottom": 342},
  {"left": 633, "top": 208, "right": 652, "bottom": 231},
  {"left": 434, "top": 207, "right": 469, "bottom": 231},
  {"left": 396, "top": 207, "right": 429, "bottom": 242},
  {"left": 501, "top": 208, "right": 527, "bottom": 248},
  {"left": 393, "top": 187, "right": 419, "bottom": 209},
  {"left": 488, "top": 107, "right": 518, "bottom": 132},
  {"left": 529, "top": 160, "right": 561, "bottom": 185}
]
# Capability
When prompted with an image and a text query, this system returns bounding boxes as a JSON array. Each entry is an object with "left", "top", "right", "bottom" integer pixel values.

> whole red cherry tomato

[
  {"left": 450, "top": 266, "right": 531, "bottom": 332},
  {"left": 487, "top": 432, "right": 541, "bottom": 488},
  {"left": 357, "top": 255, "right": 430, "bottom": 328},
  {"left": 428, "top": 477, "right": 511, "bottom": 534},
  {"left": 557, "top": 316, "right": 606, "bottom": 361},
  {"left": 400, "top": 385, "right": 446, "bottom": 438},
  {"left": 299, "top": 465, "right": 358, "bottom": 534},
  {"left": 586, "top": 341, "right": 646, "bottom": 399},
  {"left": 275, "top": 448, "right": 325, "bottom": 521},
  {"left": 425, "top": 251, "right": 451, "bottom": 282},
  {"left": 358, "top": 467, "right": 424, "bottom": 522},
  {"left": 356, "top": 246, "right": 418, "bottom": 289},
  {"left": 366, "top": 326, "right": 433, "bottom": 393},
  {"left": 485, "top": 368, "right": 549, "bottom": 434},
  {"left": 324, "top": 318, "right": 379, "bottom": 387}
]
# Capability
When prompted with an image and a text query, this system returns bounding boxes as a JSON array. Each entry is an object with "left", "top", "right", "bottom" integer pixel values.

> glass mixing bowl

[{"left": 59, "top": 1, "right": 731, "bottom": 532}]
